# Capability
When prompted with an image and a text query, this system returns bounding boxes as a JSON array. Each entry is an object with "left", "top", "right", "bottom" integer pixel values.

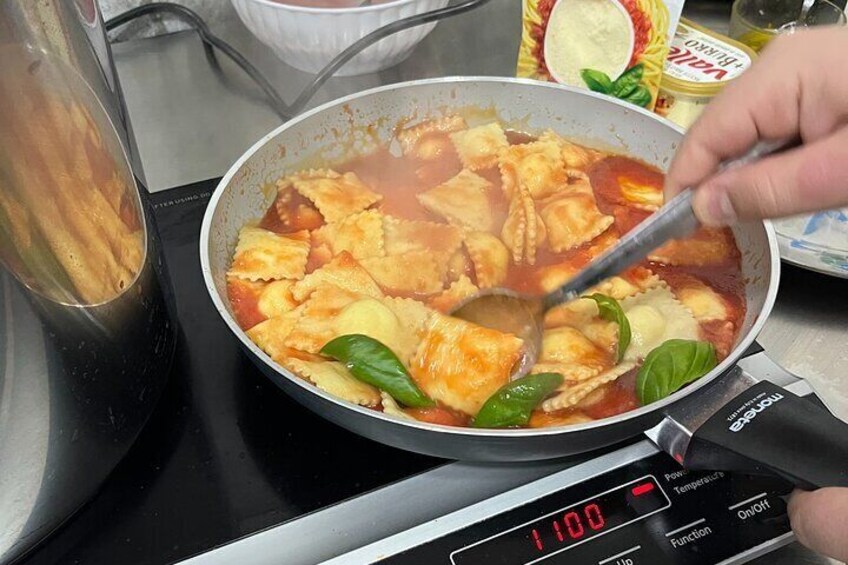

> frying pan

[{"left": 200, "top": 78, "right": 848, "bottom": 488}]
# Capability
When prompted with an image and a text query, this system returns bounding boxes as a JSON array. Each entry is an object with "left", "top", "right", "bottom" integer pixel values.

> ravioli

[
  {"left": 417, "top": 169, "right": 494, "bottom": 232},
  {"left": 499, "top": 138, "right": 567, "bottom": 200},
  {"left": 228, "top": 227, "right": 310, "bottom": 281},
  {"left": 450, "top": 122, "right": 509, "bottom": 170},
  {"left": 410, "top": 314, "right": 524, "bottom": 416},
  {"left": 501, "top": 187, "right": 546, "bottom": 265},
  {"left": 621, "top": 287, "right": 700, "bottom": 361},
  {"left": 673, "top": 277, "right": 730, "bottom": 322},
  {"left": 282, "top": 358, "right": 381, "bottom": 407},
  {"left": 398, "top": 115, "right": 468, "bottom": 160},
  {"left": 361, "top": 251, "right": 447, "bottom": 295},
  {"left": 428, "top": 274, "right": 478, "bottom": 313},
  {"left": 312, "top": 209, "right": 386, "bottom": 260},
  {"left": 539, "top": 130, "right": 604, "bottom": 170},
  {"left": 284, "top": 285, "right": 362, "bottom": 353},
  {"left": 380, "top": 391, "right": 415, "bottom": 420},
  {"left": 257, "top": 280, "right": 298, "bottom": 318},
  {"left": 540, "top": 192, "right": 614, "bottom": 252},
  {"left": 246, "top": 307, "right": 305, "bottom": 360},
  {"left": 464, "top": 231, "right": 510, "bottom": 288},
  {"left": 649, "top": 228, "right": 735, "bottom": 267},
  {"left": 541, "top": 363, "right": 636, "bottom": 412},
  {"left": 619, "top": 178, "right": 663, "bottom": 211},
  {"left": 535, "top": 326, "right": 612, "bottom": 380},
  {"left": 383, "top": 216, "right": 463, "bottom": 257},
  {"left": 281, "top": 169, "right": 382, "bottom": 223},
  {"left": 292, "top": 251, "right": 383, "bottom": 302}
]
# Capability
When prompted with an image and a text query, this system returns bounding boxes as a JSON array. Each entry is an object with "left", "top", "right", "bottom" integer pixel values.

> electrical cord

[{"left": 105, "top": 0, "right": 492, "bottom": 121}]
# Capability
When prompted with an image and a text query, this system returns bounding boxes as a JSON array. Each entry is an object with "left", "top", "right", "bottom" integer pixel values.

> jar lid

[{"left": 661, "top": 18, "right": 757, "bottom": 96}]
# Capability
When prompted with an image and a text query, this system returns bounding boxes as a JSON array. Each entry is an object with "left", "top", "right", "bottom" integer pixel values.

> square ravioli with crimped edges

[
  {"left": 228, "top": 227, "right": 310, "bottom": 281},
  {"left": 417, "top": 169, "right": 494, "bottom": 232},
  {"left": 539, "top": 192, "right": 614, "bottom": 252},
  {"left": 311, "top": 209, "right": 386, "bottom": 260},
  {"left": 449, "top": 122, "right": 509, "bottom": 170},
  {"left": 361, "top": 251, "right": 447, "bottom": 295},
  {"left": 464, "top": 231, "right": 510, "bottom": 288},
  {"left": 281, "top": 357, "right": 381, "bottom": 407},
  {"left": 292, "top": 251, "right": 383, "bottom": 302},
  {"left": 280, "top": 169, "right": 382, "bottom": 223},
  {"left": 383, "top": 216, "right": 463, "bottom": 257},
  {"left": 499, "top": 138, "right": 567, "bottom": 200},
  {"left": 409, "top": 313, "right": 524, "bottom": 416},
  {"left": 621, "top": 286, "right": 700, "bottom": 361},
  {"left": 398, "top": 115, "right": 468, "bottom": 160}
]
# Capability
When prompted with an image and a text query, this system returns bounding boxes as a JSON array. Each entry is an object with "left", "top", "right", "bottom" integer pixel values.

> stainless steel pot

[
  {"left": 0, "top": 1, "right": 176, "bottom": 562},
  {"left": 201, "top": 77, "right": 782, "bottom": 462}
]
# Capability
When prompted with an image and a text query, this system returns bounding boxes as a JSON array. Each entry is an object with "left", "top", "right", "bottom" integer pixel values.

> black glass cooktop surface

[{"left": 24, "top": 179, "right": 443, "bottom": 565}]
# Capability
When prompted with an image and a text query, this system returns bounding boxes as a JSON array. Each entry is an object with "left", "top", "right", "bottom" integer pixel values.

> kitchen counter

[{"left": 110, "top": 1, "right": 847, "bottom": 563}]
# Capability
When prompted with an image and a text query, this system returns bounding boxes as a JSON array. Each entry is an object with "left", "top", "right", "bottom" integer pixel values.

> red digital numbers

[
  {"left": 530, "top": 503, "right": 606, "bottom": 552},
  {"left": 585, "top": 503, "right": 605, "bottom": 530},
  {"left": 563, "top": 511, "right": 584, "bottom": 539}
]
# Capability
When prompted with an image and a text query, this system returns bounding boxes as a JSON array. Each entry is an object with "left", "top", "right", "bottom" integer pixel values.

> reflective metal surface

[{"left": 0, "top": 1, "right": 175, "bottom": 562}]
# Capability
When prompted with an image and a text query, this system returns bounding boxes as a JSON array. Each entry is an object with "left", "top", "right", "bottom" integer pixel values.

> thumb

[
  {"left": 691, "top": 127, "right": 848, "bottom": 226},
  {"left": 788, "top": 488, "right": 848, "bottom": 562}
]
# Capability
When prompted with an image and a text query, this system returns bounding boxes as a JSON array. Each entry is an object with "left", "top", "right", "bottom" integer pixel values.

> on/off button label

[{"left": 729, "top": 492, "right": 784, "bottom": 521}]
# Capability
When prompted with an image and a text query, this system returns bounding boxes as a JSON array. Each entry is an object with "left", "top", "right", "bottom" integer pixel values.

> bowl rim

[{"left": 236, "top": 0, "right": 427, "bottom": 14}]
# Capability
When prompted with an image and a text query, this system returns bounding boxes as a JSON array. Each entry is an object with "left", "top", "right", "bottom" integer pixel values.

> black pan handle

[{"left": 683, "top": 378, "right": 848, "bottom": 490}]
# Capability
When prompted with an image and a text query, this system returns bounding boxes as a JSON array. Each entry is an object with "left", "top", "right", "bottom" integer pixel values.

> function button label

[{"left": 665, "top": 518, "right": 714, "bottom": 549}]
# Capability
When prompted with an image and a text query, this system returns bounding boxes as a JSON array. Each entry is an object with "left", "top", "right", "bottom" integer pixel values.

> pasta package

[{"left": 517, "top": 0, "right": 686, "bottom": 110}]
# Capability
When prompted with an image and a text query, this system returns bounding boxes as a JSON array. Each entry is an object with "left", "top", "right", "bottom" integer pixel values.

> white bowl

[{"left": 231, "top": 0, "right": 450, "bottom": 76}]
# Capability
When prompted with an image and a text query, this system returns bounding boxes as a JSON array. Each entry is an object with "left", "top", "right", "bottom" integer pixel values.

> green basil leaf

[
  {"left": 580, "top": 69, "right": 614, "bottom": 94},
  {"left": 587, "top": 293, "right": 631, "bottom": 362},
  {"left": 636, "top": 339, "right": 718, "bottom": 405},
  {"left": 611, "top": 63, "right": 644, "bottom": 98},
  {"left": 472, "top": 373, "right": 563, "bottom": 428},
  {"left": 321, "top": 334, "right": 434, "bottom": 408},
  {"left": 623, "top": 85, "right": 653, "bottom": 108}
]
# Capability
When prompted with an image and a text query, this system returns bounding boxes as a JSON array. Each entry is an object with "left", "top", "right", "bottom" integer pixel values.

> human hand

[
  {"left": 664, "top": 27, "right": 848, "bottom": 226},
  {"left": 788, "top": 487, "right": 848, "bottom": 562}
]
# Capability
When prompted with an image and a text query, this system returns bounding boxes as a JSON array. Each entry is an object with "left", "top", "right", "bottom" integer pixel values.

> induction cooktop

[{"left": 21, "top": 179, "right": 818, "bottom": 565}]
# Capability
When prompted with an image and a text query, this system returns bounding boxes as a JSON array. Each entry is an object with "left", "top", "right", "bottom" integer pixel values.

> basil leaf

[
  {"left": 472, "top": 373, "right": 563, "bottom": 428},
  {"left": 636, "top": 339, "right": 718, "bottom": 405},
  {"left": 587, "top": 293, "right": 631, "bottom": 362},
  {"left": 611, "top": 63, "right": 644, "bottom": 98},
  {"left": 623, "top": 85, "right": 653, "bottom": 108},
  {"left": 321, "top": 334, "right": 434, "bottom": 408},
  {"left": 580, "top": 69, "right": 614, "bottom": 94}
]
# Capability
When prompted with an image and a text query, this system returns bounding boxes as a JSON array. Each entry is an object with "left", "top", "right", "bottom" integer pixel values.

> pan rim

[{"left": 199, "top": 76, "right": 781, "bottom": 439}]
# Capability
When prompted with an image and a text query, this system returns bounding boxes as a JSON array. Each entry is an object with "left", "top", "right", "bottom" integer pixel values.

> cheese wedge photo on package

[{"left": 518, "top": 0, "right": 686, "bottom": 110}]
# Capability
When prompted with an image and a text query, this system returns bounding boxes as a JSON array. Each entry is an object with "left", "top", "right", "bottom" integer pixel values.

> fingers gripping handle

[{"left": 683, "top": 380, "right": 848, "bottom": 490}]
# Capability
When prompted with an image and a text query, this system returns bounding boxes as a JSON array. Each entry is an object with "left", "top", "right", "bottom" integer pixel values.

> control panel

[{"left": 378, "top": 453, "right": 793, "bottom": 564}]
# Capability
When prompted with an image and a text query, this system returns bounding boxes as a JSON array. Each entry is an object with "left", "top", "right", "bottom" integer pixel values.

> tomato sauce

[
  {"left": 243, "top": 125, "right": 747, "bottom": 427},
  {"left": 227, "top": 280, "right": 265, "bottom": 330}
]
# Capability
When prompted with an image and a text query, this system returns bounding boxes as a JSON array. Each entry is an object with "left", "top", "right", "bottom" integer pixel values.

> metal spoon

[{"left": 450, "top": 138, "right": 798, "bottom": 380}]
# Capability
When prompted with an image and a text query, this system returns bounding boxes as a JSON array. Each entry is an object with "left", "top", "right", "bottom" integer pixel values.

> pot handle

[{"left": 681, "top": 370, "right": 848, "bottom": 490}]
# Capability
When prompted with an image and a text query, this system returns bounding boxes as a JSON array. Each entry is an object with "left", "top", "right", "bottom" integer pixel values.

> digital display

[{"left": 450, "top": 476, "right": 670, "bottom": 565}]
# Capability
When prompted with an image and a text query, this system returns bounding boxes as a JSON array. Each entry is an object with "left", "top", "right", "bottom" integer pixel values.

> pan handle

[{"left": 680, "top": 367, "right": 848, "bottom": 490}]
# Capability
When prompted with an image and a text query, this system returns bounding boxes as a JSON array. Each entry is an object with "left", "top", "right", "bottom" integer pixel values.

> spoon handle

[{"left": 542, "top": 138, "right": 799, "bottom": 311}]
